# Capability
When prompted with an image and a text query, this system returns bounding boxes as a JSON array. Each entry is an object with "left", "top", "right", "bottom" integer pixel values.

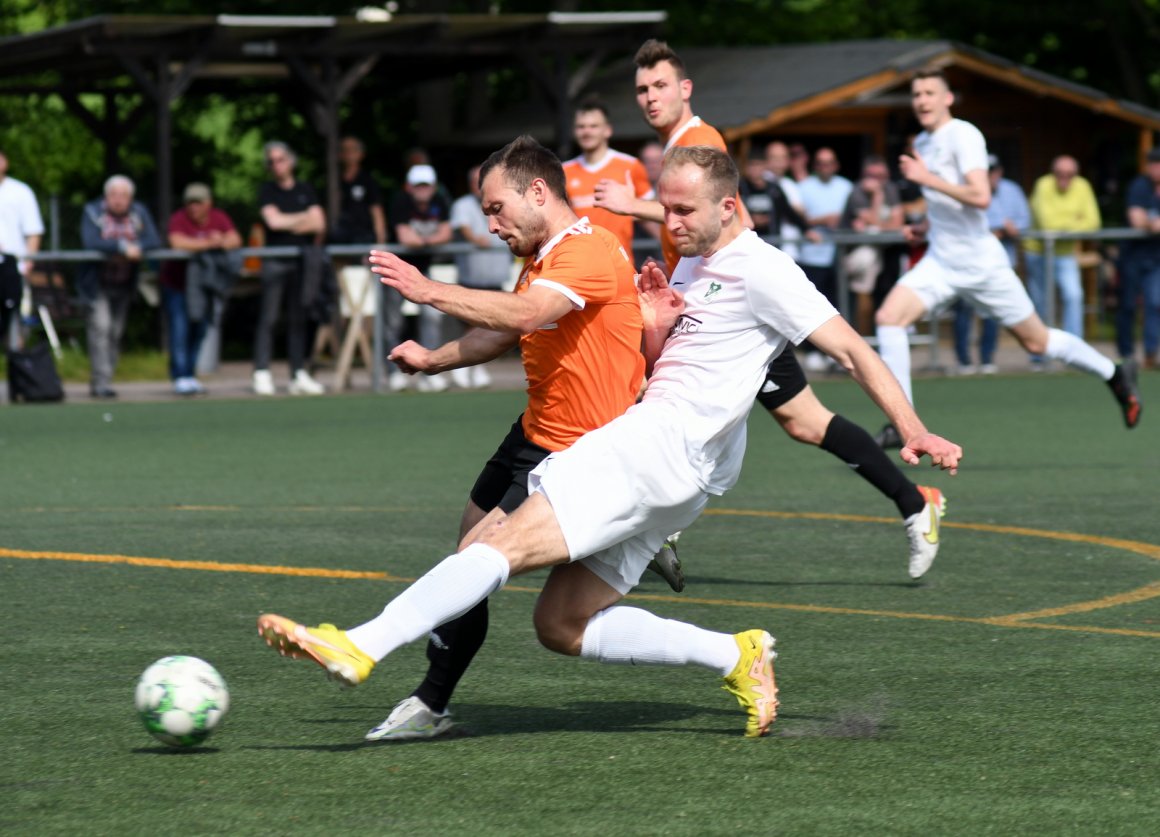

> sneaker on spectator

[
  {"left": 252, "top": 369, "right": 276, "bottom": 396},
  {"left": 979, "top": 363, "right": 999, "bottom": 375},
  {"left": 803, "top": 351, "right": 829, "bottom": 373},
  {"left": 417, "top": 373, "right": 448, "bottom": 393},
  {"left": 450, "top": 367, "right": 472, "bottom": 389},
  {"left": 956, "top": 364, "right": 977, "bottom": 376},
  {"left": 472, "top": 365, "right": 492, "bottom": 389},
  {"left": 289, "top": 369, "right": 325, "bottom": 396},
  {"left": 388, "top": 371, "right": 410, "bottom": 392}
]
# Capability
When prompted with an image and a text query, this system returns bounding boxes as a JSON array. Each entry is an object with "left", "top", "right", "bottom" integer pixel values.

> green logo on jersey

[{"left": 704, "top": 281, "right": 723, "bottom": 301}]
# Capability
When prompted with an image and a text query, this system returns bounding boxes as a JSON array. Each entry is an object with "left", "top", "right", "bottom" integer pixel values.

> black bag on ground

[{"left": 7, "top": 342, "right": 65, "bottom": 403}]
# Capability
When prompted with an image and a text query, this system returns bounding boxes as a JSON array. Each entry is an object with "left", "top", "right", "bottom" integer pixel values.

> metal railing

[{"left": 24, "top": 227, "right": 1157, "bottom": 390}]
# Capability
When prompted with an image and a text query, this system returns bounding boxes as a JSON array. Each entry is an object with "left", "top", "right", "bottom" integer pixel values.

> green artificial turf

[{"left": 2, "top": 373, "right": 1158, "bottom": 835}]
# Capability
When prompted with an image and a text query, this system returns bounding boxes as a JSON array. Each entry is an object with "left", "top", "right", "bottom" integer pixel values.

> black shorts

[
  {"left": 469, "top": 414, "right": 553, "bottom": 515},
  {"left": 754, "top": 347, "right": 809, "bottom": 411}
]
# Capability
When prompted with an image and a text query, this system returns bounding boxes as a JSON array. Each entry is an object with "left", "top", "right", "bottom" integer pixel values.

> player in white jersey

[
  {"left": 257, "top": 146, "right": 962, "bottom": 739},
  {"left": 873, "top": 70, "right": 1141, "bottom": 446}
]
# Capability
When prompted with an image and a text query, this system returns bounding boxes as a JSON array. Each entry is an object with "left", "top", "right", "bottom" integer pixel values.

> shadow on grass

[
  {"left": 240, "top": 699, "right": 892, "bottom": 749},
  {"left": 650, "top": 576, "right": 920, "bottom": 589},
  {"left": 131, "top": 746, "right": 222, "bottom": 755}
]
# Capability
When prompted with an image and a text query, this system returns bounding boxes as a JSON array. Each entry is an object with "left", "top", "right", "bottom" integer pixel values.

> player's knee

[
  {"left": 776, "top": 414, "right": 824, "bottom": 446},
  {"left": 532, "top": 605, "right": 583, "bottom": 656}
]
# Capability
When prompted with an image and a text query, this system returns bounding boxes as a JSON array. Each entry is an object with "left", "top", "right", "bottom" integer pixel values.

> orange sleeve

[
  {"left": 678, "top": 123, "right": 727, "bottom": 151},
  {"left": 534, "top": 233, "right": 621, "bottom": 305}
]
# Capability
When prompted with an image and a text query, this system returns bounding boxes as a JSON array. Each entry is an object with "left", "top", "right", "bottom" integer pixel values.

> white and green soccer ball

[{"left": 135, "top": 655, "right": 229, "bottom": 748}]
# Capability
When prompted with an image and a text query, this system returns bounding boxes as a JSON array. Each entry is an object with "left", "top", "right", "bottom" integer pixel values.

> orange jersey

[
  {"left": 661, "top": 117, "right": 728, "bottom": 273},
  {"left": 563, "top": 150, "right": 653, "bottom": 260},
  {"left": 516, "top": 220, "right": 645, "bottom": 451}
]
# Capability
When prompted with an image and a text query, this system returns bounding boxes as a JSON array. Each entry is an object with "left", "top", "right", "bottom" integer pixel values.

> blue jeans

[
  {"left": 1116, "top": 253, "right": 1160, "bottom": 359},
  {"left": 1025, "top": 251, "right": 1083, "bottom": 337},
  {"left": 162, "top": 285, "right": 208, "bottom": 381},
  {"left": 952, "top": 300, "right": 997, "bottom": 366}
]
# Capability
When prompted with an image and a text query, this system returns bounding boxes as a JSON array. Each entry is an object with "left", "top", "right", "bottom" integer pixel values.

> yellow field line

[{"left": 6, "top": 508, "right": 1160, "bottom": 638}]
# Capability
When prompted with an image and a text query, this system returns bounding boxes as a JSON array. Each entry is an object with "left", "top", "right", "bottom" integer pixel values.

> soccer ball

[{"left": 135, "top": 655, "right": 230, "bottom": 747}]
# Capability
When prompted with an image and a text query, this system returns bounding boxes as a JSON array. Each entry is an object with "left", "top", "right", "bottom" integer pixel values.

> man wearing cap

[
  {"left": 1117, "top": 148, "right": 1160, "bottom": 368},
  {"left": 387, "top": 164, "right": 453, "bottom": 391},
  {"left": 162, "top": 183, "right": 242, "bottom": 396}
]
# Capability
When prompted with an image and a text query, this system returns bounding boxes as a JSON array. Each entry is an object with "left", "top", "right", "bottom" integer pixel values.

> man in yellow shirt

[{"left": 1024, "top": 155, "right": 1101, "bottom": 347}]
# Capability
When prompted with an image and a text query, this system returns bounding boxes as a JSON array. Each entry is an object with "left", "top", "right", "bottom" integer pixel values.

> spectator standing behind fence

[
  {"left": 447, "top": 164, "right": 513, "bottom": 390},
  {"left": 332, "top": 136, "right": 386, "bottom": 246},
  {"left": 0, "top": 148, "right": 44, "bottom": 350},
  {"left": 78, "top": 175, "right": 161, "bottom": 400},
  {"left": 387, "top": 164, "right": 453, "bottom": 393},
  {"left": 1117, "top": 148, "right": 1160, "bottom": 369},
  {"left": 1023, "top": 155, "right": 1101, "bottom": 368},
  {"left": 162, "top": 183, "right": 242, "bottom": 397},
  {"left": 252, "top": 141, "right": 327, "bottom": 397},
  {"left": 787, "top": 142, "right": 810, "bottom": 183},
  {"left": 762, "top": 140, "right": 807, "bottom": 262},
  {"left": 635, "top": 141, "right": 665, "bottom": 243},
  {"left": 840, "top": 155, "right": 904, "bottom": 335},
  {"left": 739, "top": 149, "right": 776, "bottom": 236},
  {"left": 953, "top": 155, "right": 1030, "bottom": 374},
  {"left": 798, "top": 148, "right": 853, "bottom": 370}
]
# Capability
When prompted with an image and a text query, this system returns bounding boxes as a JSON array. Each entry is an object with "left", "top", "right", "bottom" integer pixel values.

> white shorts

[
  {"left": 899, "top": 254, "right": 1034, "bottom": 327},
  {"left": 528, "top": 403, "right": 709, "bottom": 596}
]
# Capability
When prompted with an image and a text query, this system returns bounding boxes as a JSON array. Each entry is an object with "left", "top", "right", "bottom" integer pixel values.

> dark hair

[
  {"left": 664, "top": 145, "right": 739, "bottom": 203},
  {"left": 634, "top": 39, "right": 686, "bottom": 80},
  {"left": 479, "top": 135, "right": 569, "bottom": 203},
  {"left": 575, "top": 95, "right": 610, "bottom": 121},
  {"left": 912, "top": 69, "right": 950, "bottom": 88}
]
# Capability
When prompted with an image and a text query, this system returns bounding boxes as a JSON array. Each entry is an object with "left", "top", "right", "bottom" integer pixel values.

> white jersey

[
  {"left": 644, "top": 229, "right": 837, "bottom": 493},
  {"left": 0, "top": 176, "right": 45, "bottom": 258},
  {"left": 915, "top": 119, "right": 1007, "bottom": 269}
]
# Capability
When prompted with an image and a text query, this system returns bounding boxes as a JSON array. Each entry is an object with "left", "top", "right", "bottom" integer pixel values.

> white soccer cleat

[
  {"left": 905, "top": 486, "right": 946, "bottom": 579},
  {"left": 365, "top": 696, "right": 454, "bottom": 741}
]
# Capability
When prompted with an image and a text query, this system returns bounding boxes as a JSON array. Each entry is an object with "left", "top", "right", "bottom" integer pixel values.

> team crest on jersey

[{"left": 703, "top": 281, "right": 723, "bottom": 301}]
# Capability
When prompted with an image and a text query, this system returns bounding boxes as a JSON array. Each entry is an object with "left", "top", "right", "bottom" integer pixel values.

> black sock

[
  {"left": 819, "top": 415, "right": 925, "bottom": 519},
  {"left": 412, "top": 597, "right": 490, "bottom": 714}
]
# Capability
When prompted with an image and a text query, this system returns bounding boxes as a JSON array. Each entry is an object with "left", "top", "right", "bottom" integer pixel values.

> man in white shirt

[
  {"left": 0, "top": 149, "right": 45, "bottom": 348},
  {"left": 798, "top": 147, "right": 854, "bottom": 306},
  {"left": 257, "top": 145, "right": 962, "bottom": 739},
  {"left": 873, "top": 71, "right": 1141, "bottom": 445}
]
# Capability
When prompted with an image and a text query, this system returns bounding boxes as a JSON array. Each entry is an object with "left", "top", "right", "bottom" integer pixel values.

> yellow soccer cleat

[
  {"left": 257, "top": 614, "right": 375, "bottom": 687},
  {"left": 721, "top": 629, "right": 778, "bottom": 738}
]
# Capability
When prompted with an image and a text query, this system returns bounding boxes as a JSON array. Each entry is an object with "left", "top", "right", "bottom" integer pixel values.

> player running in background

[
  {"left": 873, "top": 70, "right": 1141, "bottom": 446},
  {"left": 594, "top": 39, "right": 948, "bottom": 579},
  {"left": 357, "top": 136, "right": 644, "bottom": 741},
  {"left": 563, "top": 96, "right": 653, "bottom": 263},
  {"left": 257, "top": 146, "right": 962, "bottom": 739}
]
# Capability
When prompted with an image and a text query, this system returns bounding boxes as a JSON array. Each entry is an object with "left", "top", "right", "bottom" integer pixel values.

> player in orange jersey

[
  {"left": 596, "top": 39, "right": 948, "bottom": 580},
  {"left": 356, "top": 136, "right": 647, "bottom": 741},
  {"left": 562, "top": 97, "right": 653, "bottom": 263}
]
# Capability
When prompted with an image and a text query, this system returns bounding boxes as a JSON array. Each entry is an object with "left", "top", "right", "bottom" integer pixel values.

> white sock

[
  {"left": 345, "top": 542, "right": 510, "bottom": 662},
  {"left": 1043, "top": 328, "right": 1115, "bottom": 380},
  {"left": 579, "top": 606, "right": 740, "bottom": 676},
  {"left": 876, "top": 325, "right": 913, "bottom": 404}
]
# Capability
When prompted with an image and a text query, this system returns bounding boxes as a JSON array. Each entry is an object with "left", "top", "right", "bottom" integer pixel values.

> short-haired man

[
  {"left": 253, "top": 141, "right": 327, "bottom": 397},
  {"left": 353, "top": 136, "right": 644, "bottom": 740},
  {"left": 1117, "top": 147, "right": 1160, "bottom": 368},
  {"left": 0, "top": 149, "right": 44, "bottom": 350},
  {"left": 874, "top": 71, "right": 1140, "bottom": 441},
  {"left": 163, "top": 182, "right": 242, "bottom": 396},
  {"left": 1024, "top": 154, "right": 1101, "bottom": 350},
  {"left": 562, "top": 98, "right": 653, "bottom": 262},
  {"left": 79, "top": 174, "right": 163, "bottom": 399},
  {"left": 258, "top": 145, "right": 962, "bottom": 739},
  {"left": 596, "top": 39, "right": 951, "bottom": 578}
]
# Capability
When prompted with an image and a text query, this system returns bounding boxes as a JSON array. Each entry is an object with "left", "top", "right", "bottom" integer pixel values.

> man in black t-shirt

[
  {"left": 332, "top": 137, "right": 386, "bottom": 245},
  {"left": 253, "top": 140, "right": 327, "bottom": 396},
  {"left": 384, "top": 164, "right": 452, "bottom": 391}
]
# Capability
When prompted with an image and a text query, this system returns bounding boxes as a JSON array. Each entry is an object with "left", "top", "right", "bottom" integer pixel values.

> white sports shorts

[
  {"left": 528, "top": 402, "right": 709, "bottom": 595},
  {"left": 899, "top": 254, "right": 1034, "bottom": 327}
]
